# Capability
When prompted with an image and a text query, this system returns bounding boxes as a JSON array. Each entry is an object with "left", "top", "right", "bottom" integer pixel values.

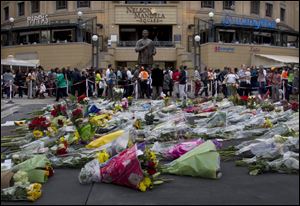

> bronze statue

[{"left": 135, "top": 30, "right": 156, "bottom": 67}]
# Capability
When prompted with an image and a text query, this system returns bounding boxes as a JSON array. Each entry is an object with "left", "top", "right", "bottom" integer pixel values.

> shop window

[
  {"left": 223, "top": 1, "right": 235, "bottom": 10},
  {"left": 41, "top": 31, "right": 50, "bottom": 43},
  {"left": 201, "top": 1, "right": 214, "bottom": 8},
  {"left": 265, "top": 3, "right": 273, "bottom": 17},
  {"left": 28, "top": 33, "right": 40, "bottom": 44},
  {"left": 4, "top": 7, "right": 9, "bottom": 20},
  {"left": 219, "top": 31, "right": 235, "bottom": 43},
  {"left": 1, "top": 34, "right": 9, "bottom": 46},
  {"left": 56, "top": 1, "right": 67, "bottom": 10},
  {"left": 77, "top": 1, "right": 90, "bottom": 8},
  {"left": 31, "top": 1, "right": 40, "bottom": 13},
  {"left": 250, "top": 1, "right": 260, "bottom": 15},
  {"left": 18, "top": 2, "right": 25, "bottom": 16},
  {"left": 280, "top": 8, "right": 285, "bottom": 22},
  {"left": 52, "top": 29, "right": 74, "bottom": 43}
]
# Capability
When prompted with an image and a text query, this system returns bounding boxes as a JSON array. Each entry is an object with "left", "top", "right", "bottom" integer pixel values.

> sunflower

[{"left": 33, "top": 130, "right": 43, "bottom": 139}]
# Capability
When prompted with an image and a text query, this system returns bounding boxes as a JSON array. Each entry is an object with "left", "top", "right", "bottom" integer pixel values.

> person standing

[
  {"left": 151, "top": 65, "right": 164, "bottom": 99},
  {"left": 237, "top": 65, "right": 247, "bottom": 96},
  {"left": 224, "top": 68, "right": 239, "bottom": 97},
  {"left": 257, "top": 65, "right": 267, "bottom": 97},
  {"left": 163, "top": 68, "right": 171, "bottom": 96},
  {"left": 14, "top": 70, "right": 24, "bottom": 98},
  {"left": 194, "top": 67, "right": 201, "bottom": 97},
  {"left": 281, "top": 67, "right": 289, "bottom": 100},
  {"left": 207, "top": 68, "right": 214, "bottom": 96},
  {"left": 250, "top": 66, "right": 258, "bottom": 95},
  {"left": 172, "top": 68, "right": 180, "bottom": 98},
  {"left": 179, "top": 66, "right": 187, "bottom": 99},
  {"left": 138, "top": 67, "right": 149, "bottom": 99},
  {"left": 55, "top": 68, "right": 67, "bottom": 102},
  {"left": 3, "top": 69, "right": 14, "bottom": 99},
  {"left": 219, "top": 67, "right": 228, "bottom": 98},
  {"left": 245, "top": 68, "right": 252, "bottom": 96},
  {"left": 95, "top": 70, "right": 102, "bottom": 98},
  {"left": 199, "top": 67, "right": 209, "bottom": 97},
  {"left": 270, "top": 68, "right": 281, "bottom": 102},
  {"left": 126, "top": 67, "right": 133, "bottom": 97},
  {"left": 107, "top": 68, "right": 117, "bottom": 100}
]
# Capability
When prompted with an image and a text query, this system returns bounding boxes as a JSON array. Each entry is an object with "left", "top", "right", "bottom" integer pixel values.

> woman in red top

[{"left": 172, "top": 69, "right": 180, "bottom": 98}]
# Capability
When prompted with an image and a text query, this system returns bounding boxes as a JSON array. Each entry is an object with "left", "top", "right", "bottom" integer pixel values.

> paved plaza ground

[{"left": 1, "top": 98, "right": 299, "bottom": 205}]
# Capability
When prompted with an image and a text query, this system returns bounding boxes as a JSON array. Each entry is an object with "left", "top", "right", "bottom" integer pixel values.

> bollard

[
  {"left": 282, "top": 80, "right": 286, "bottom": 100},
  {"left": 86, "top": 79, "right": 89, "bottom": 97},
  {"left": 29, "top": 80, "right": 33, "bottom": 99},
  {"left": 66, "top": 79, "right": 69, "bottom": 95},
  {"left": 135, "top": 81, "right": 138, "bottom": 100}
]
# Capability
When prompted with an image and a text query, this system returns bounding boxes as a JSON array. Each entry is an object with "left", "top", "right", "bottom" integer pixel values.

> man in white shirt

[{"left": 194, "top": 68, "right": 201, "bottom": 97}]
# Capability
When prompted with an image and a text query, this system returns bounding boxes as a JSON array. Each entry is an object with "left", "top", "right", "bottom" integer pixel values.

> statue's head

[{"left": 142, "top": 30, "right": 149, "bottom": 38}]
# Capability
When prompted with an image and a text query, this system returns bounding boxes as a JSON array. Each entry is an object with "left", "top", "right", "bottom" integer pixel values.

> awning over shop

[
  {"left": 255, "top": 54, "right": 299, "bottom": 64},
  {"left": 1, "top": 56, "right": 40, "bottom": 67}
]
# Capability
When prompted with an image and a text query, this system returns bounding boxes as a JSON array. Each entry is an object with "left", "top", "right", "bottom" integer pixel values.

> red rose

[
  {"left": 148, "top": 161, "right": 156, "bottom": 168},
  {"left": 147, "top": 169, "right": 157, "bottom": 175},
  {"left": 240, "top": 96, "right": 249, "bottom": 101},
  {"left": 51, "top": 110, "right": 58, "bottom": 117}
]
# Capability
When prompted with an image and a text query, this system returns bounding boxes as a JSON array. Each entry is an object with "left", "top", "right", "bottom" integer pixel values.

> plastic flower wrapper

[
  {"left": 79, "top": 144, "right": 164, "bottom": 192},
  {"left": 11, "top": 155, "right": 53, "bottom": 184},
  {"left": 13, "top": 171, "right": 30, "bottom": 186},
  {"left": 78, "top": 122, "right": 95, "bottom": 143},
  {"left": 206, "top": 112, "right": 227, "bottom": 128},
  {"left": 161, "top": 140, "right": 221, "bottom": 179}
]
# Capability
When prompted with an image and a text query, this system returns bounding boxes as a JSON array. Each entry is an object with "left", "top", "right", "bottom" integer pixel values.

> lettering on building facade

[
  {"left": 221, "top": 15, "right": 276, "bottom": 29},
  {"left": 27, "top": 14, "right": 49, "bottom": 26},
  {"left": 215, "top": 46, "right": 235, "bottom": 53},
  {"left": 126, "top": 7, "right": 166, "bottom": 23}
]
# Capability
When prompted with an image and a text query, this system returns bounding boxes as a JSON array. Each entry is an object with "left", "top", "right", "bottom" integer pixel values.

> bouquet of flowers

[
  {"left": 50, "top": 104, "right": 67, "bottom": 117},
  {"left": 77, "top": 94, "right": 89, "bottom": 105},
  {"left": 71, "top": 108, "right": 84, "bottom": 123},
  {"left": 79, "top": 144, "right": 165, "bottom": 192},
  {"left": 163, "top": 97, "right": 170, "bottom": 107},
  {"left": 127, "top": 96, "right": 133, "bottom": 106},
  {"left": 28, "top": 117, "right": 51, "bottom": 139},
  {"left": 113, "top": 88, "right": 124, "bottom": 101},
  {"left": 261, "top": 101, "right": 275, "bottom": 112},
  {"left": 1, "top": 183, "right": 42, "bottom": 202}
]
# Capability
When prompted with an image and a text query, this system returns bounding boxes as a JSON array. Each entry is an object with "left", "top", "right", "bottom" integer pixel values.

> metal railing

[{"left": 117, "top": 41, "right": 175, "bottom": 47}]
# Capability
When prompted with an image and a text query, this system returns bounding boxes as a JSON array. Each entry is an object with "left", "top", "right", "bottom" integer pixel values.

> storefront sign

[
  {"left": 215, "top": 46, "right": 235, "bottom": 53},
  {"left": 27, "top": 14, "right": 49, "bottom": 26},
  {"left": 221, "top": 15, "right": 276, "bottom": 29},
  {"left": 126, "top": 7, "right": 165, "bottom": 23},
  {"left": 115, "top": 6, "right": 177, "bottom": 25}
]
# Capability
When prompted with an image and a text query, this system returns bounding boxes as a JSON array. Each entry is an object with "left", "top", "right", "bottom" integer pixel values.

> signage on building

[
  {"left": 126, "top": 7, "right": 165, "bottom": 23},
  {"left": 214, "top": 46, "right": 235, "bottom": 53},
  {"left": 27, "top": 14, "right": 49, "bottom": 26},
  {"left": 115, "top": 6, "right": 177, "bottom": 25},
  {"left": 221, "top": 15, "right": 276, "bottom": 29}
]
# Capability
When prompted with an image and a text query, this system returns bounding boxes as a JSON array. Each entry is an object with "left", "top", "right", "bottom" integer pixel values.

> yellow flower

[
  {"left": 149, "top": 151, "right": 157, "bottom": 162},
  {"left": 33, "top": 130, "right": 43, "bottom": 139},
  {"left": 27, "top": 183, "right": 42, "bottom": 201},
  {"left": 59, "top": 136, "right": 65, "bottom": 143},
  {"left": 143, "top": 177, "right": 152, "bottom": 188},
  {"left": 73, "top": 129, "right": 80, "bottom": 143},
  {"left": 138, "top": 181, "right": 147, "bottom": 192},
  {"left": 97, "top": 150, "right": 110, "bottom": 163}
]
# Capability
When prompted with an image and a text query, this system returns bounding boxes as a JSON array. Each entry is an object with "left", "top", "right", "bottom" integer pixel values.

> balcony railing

[{"left": 117, "top": 41, "right": 175, "bottom": 47}]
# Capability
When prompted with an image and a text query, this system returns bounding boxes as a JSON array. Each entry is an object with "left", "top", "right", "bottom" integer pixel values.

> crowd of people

[{"left": 1, "top": 64, "right": 299, "bottom": 103}]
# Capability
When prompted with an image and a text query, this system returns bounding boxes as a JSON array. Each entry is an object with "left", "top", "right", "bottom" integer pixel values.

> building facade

[{"left": 1, "top": 1, "right": 299, "bottom": 70}]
